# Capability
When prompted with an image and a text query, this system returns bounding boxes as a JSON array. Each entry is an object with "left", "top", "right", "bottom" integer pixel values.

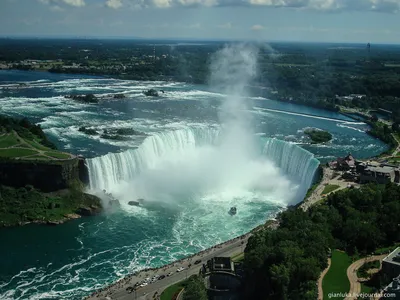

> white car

[
  {"left": 167, "top": 272, "right": 173, "bottom": 277},
  {"left": 176, "top": 267, "right": 185, "bottom": 272}
]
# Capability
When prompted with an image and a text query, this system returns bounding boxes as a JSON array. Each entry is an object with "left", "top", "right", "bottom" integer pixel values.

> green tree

[{"left": 183, "top": 275, "right": 207, "bottom": 300}]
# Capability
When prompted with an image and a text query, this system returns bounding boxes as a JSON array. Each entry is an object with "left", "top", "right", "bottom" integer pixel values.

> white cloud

[
  {"left": 247, "top": 0, "right": 400, "bottom": 12},
  {"left": 218, "top": 22, "right": 233, "bottom": 29},
  {"left": 38, "top": 0, "right": 85, "bottom": 7},
  {"left": 63, "top": 0, "right": 85, "bottom": 6},
  {"left": 251, "top": 24, "right": 264, "bottom": 31},
  {"left": 105, "top": 0, "right": 123, "bottom": 9},
  {"left": 177, "top": 0, "right": 218, "bottom": 6},
  {"left": 152, "top": 0, "right": 173, "bottom": 7},
  {"left": 50, "top": 5, "right": 64, "bottom": 11},
  {"left": 39, "top": 0, "right": 400, "bottom": 12}
]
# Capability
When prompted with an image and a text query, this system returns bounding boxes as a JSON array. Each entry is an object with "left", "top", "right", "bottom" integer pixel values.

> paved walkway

[
  {"left": 86, "top": 234, "right": 250, "bottom": 300},
  {"left": 392, "top": 133, "right": 400, "bottom": 155},
  {"left": 318, "top": 258, "right": 331, "bottom": 300},
  {"left": 344, "top": 254, "right": 386, "bottom": 300},
  {"left": 300, "top": 168, "right": 354, "bottom": 211}
]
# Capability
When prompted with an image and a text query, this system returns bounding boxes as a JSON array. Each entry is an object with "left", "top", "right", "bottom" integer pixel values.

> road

[
  {"left": 344, "top": 254, "right": 386, "bottom": 300},
  {"left": 87, "top": 234, "right": 249, "bottom": 300}
]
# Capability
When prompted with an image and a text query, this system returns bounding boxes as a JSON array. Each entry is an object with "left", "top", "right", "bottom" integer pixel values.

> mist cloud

[{"left": 113, "top": 43, "right": 296, "bottom": 207}]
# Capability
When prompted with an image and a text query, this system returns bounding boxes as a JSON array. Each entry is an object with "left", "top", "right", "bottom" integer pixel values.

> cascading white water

[
  {"left": 87, "top": 44, "right": 320, "bottom": 205},
  {"left": 262, "top": 138, "right": 320, "bottom": 198},
  {"left": 87, "top": 126, "right": 319, "bottom": 203},
  {"left": 86, "top": 127, "right": 220, "bottom": 191}
]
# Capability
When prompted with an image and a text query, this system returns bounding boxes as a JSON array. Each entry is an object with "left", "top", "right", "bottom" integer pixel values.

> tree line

[{"left": 241, "top": 183, "right": 400, "bottom": 299}]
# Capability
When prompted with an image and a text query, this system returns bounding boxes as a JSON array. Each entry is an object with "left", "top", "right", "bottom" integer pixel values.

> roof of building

[
  {"left": 383, "top": 247, "right": 400, "bottom": 267},
  {"left": 365, "top": 166, "right": 395, "bottom": 174},
  {"left": 210, "top": 257, "right": 234, "bottom": 272}
]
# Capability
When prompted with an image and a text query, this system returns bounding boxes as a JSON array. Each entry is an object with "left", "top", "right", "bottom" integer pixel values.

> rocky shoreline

[{"left": 0, "top": 200, "right": 102, "bottom": 228}]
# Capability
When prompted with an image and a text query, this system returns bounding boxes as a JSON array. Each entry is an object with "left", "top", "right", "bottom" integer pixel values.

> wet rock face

[
  {"left": 0, "top": 159, "right": 80, "bottom": 192},
  {"left": 78, "top": 157, "right": 90, "bottom": 186}
]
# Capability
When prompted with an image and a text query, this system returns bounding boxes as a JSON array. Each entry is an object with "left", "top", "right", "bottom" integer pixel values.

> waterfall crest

[
  {"left": 86, "top": 127, "right": 220, "bottom": 191},
  {"left": 87, "top": 127, "right": 320, "bottom": 202}
]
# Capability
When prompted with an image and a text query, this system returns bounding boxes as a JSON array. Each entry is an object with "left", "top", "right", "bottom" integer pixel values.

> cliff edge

[{"left": 0, "top": 115, "right": 101, "bottom": 227}]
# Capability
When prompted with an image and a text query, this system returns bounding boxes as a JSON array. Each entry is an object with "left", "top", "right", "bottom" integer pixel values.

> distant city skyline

[{"left": 1, "top": 0, "right": 400, "bottom": 43}]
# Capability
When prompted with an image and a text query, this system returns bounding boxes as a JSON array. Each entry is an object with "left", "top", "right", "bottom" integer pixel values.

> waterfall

[
  {"left": 87, "top": 127, "right": 320, "bottom": 201},
  {"left": 86, "top": 127, "right": 220, "bottom": 191},
  {"left": 262, "top": 138, "right": 320, "bottom": 198}
]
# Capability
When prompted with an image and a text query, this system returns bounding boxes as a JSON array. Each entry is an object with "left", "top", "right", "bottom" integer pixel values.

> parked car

[
  {"left": 167, "top": 272, "right": 173, "bottom": 277},
  {"left": 176, "top": 267, "right": 185, "bottom": 272},
  {"left": 194, "top": 259, "right": 201, "bottom": 264},
  {"left": 159, "top": 275, "right": 166, "bottom": 280}
]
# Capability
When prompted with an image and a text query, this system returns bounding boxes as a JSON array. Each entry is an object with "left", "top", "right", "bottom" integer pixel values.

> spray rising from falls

[{"left": 87, "top": 44, "right": 319, "bottom": 206}]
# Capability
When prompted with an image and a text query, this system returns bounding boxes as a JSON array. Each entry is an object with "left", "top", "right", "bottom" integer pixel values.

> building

[
  {"left": 329, "top": 153, "right": 356, "bottom": 171},
  {"left": 382, "top": 247, "right": 400, "bottom": 278},
  {"left": 202, "top": 257, "right": 242, "bottom": 300},
  {"left": 359, "top": 165, "right": 398, "bottom": 184},
  {"left": 381, "top": 275, "right": 400, "bottom": 299},
  {"left": 208, "top": 257, "right": 235, "bottom": 273}
]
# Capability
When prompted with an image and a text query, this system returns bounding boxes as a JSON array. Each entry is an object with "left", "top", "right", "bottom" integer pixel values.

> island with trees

[{"left": 304, "top": 128, "right": 333, "bottom": 144}]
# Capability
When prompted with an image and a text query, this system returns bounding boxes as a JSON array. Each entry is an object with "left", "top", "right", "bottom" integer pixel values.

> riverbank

[
  {"left": 0, "top": 185, "right": 102, "bottom": 227},
  {"left": 85, "top": 219, "right": 278, "bottom": 300}
]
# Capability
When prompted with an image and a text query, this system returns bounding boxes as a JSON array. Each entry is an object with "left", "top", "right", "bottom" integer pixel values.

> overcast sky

[{"left": 1, "top": 0, "right": 400, "bottom": 43}]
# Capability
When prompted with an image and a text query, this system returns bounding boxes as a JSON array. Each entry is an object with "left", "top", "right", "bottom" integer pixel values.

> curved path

[
  {"left": 0, "top": 130, "right": 75, "bottom": 160},
  {"left": 344, "top": 254, "right": 386, "bottom": 300},
  {"left": 318, "top": 258, "right": 331, "bottom": 300},
  {"left": 392, "top": 133, "right": 400, "bottom": 155}
]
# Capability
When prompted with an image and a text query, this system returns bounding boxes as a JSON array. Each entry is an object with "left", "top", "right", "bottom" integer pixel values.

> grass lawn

[
  {"left": 322, "top": 185, "right": 341, "bottom": 195},
  {"left": 232, "top": 252, "right": 244, "bottom": 262},
  {"left": 160, "top": 280, "right": 186, "bottom": 300},
  {"left": 44, "top": 151, "right": 71, "bottom": 159},
  {"left": 0, "top": 134, "right": 20, "bottom": 148},
  {"left": 0, "top": 148, "right": 39, "bottom": 158},
  {"left": 322, "top": 250, "right": 352, "bottom": 300},
  {"left": 25, "top": 139, "right": 52, "bottom": 151}
]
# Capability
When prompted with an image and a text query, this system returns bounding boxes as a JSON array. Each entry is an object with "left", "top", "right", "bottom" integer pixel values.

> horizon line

[{"left": 0, "top": 35, "right": 399, "bottom": 46}]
